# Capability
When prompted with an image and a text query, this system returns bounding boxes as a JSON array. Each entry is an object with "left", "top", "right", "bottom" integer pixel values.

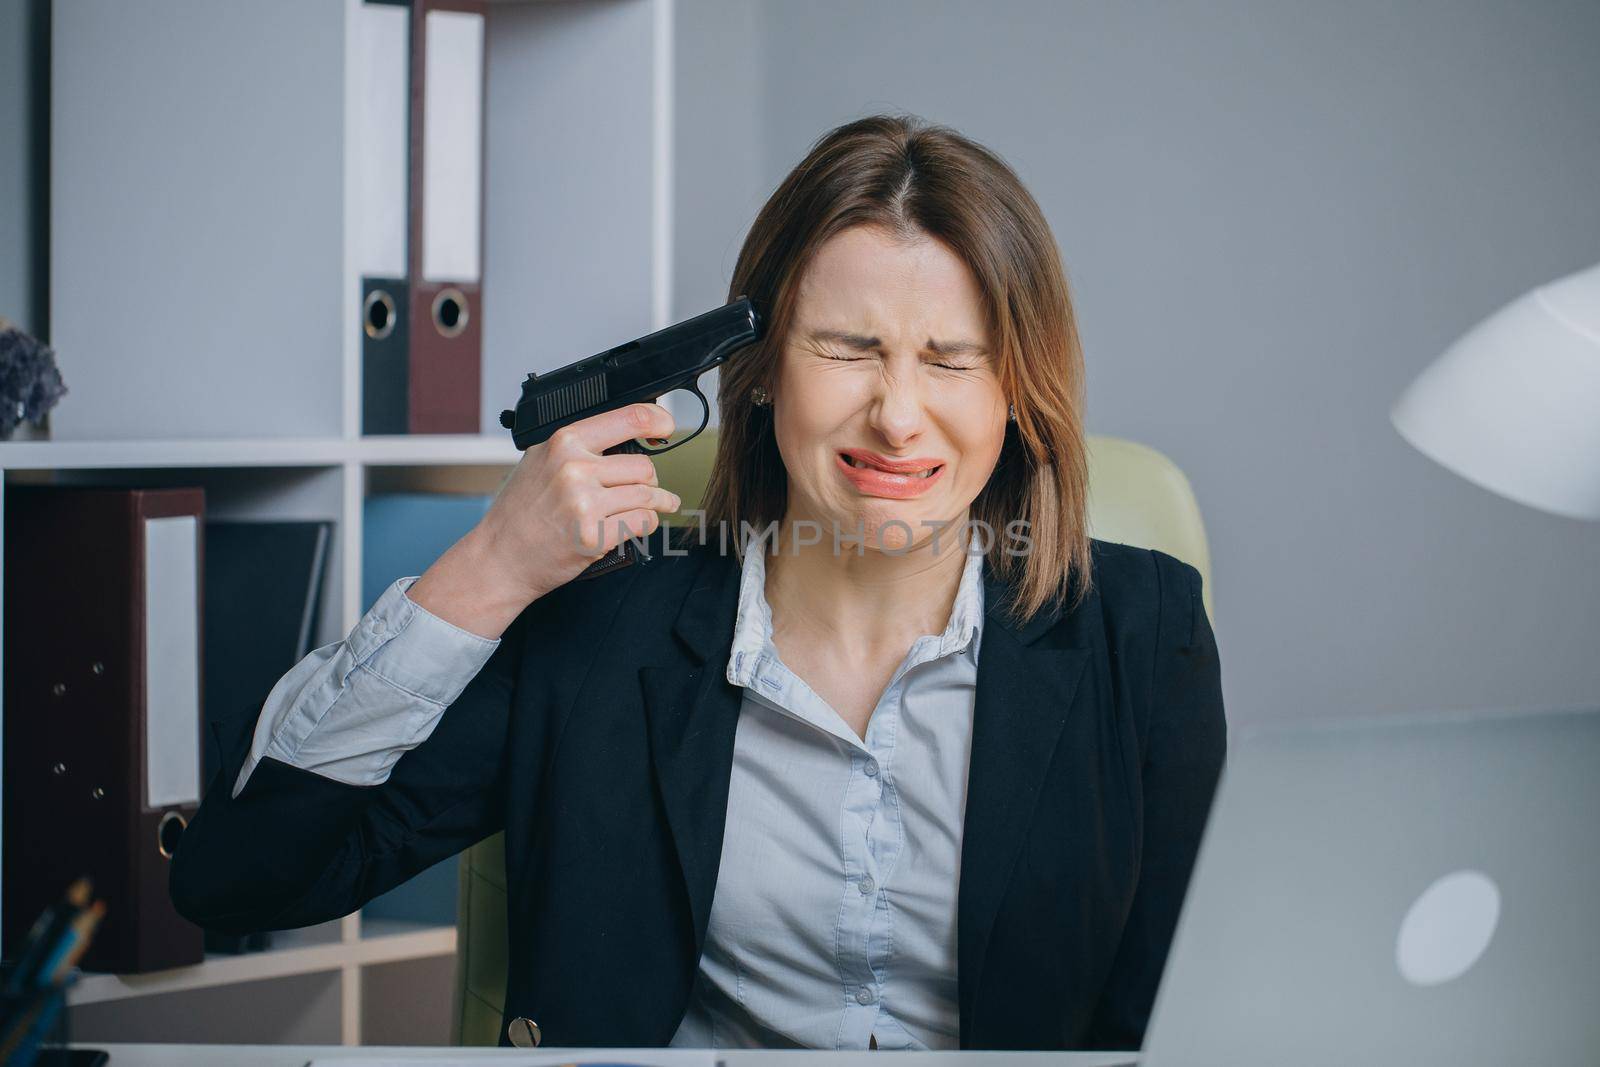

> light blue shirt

[
  {"left": 669, "top": 530, "right": 985, "bottom": 1050},
  {"left": 237, "top": 533, "right": 986, "bottom": 1049}
]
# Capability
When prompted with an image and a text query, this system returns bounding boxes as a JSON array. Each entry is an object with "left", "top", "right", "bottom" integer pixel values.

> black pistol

[{"left": 499, "top": 296, "right": 763, "bottom": 580}]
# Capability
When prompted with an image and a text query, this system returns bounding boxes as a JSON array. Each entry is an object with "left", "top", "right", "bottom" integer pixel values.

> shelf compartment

[
  {"left": 70, "top": 968, "right": 345, "bottom": 1044},
  {"left": 66, "top": 920, "right": 455, "bottom": 1007},
  {"left": 0, "top": 435, "right": 521, "bottom": 472}
]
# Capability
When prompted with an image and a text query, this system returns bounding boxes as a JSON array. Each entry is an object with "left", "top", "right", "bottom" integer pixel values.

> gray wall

[
  {"left": 0, "top": 0, "right": 47, "bottom": 335},
  {"left": 673, "top": 0, "right": 767, "bottom": 319},
  {"left": 674, "top": 0, "right": 1600, "bottom": 730},
  {"left": 48, "top": 0, "right": 348, "bottom": 440},
  {"left": 483, "top": 0, "right": 659, "bottom": 420}
]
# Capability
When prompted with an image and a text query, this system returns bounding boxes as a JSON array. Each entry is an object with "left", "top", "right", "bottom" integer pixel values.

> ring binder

[
  {"left": 407, "top": 0, "right": 487, "bottom": 434},
  {"left": 356, "top": 0, "right": 414, "bottom": 435},
  {"left": 3, "top": 487, "right": 207, "bottom": 974},
  {"left": 363, "top": 277, "right": 412, "bottom": 434}
]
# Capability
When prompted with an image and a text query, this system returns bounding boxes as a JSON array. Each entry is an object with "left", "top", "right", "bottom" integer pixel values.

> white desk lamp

[{"left": 1391, "top": 261, "right": 1600, "bottom": 521}]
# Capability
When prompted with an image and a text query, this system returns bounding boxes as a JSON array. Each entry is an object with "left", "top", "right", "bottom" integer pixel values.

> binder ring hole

[
  {"left": 157, "top": 811, "right": 188, "bottom": 859},
  {"left": 432, "top": 288, "right": 468, "bottom": 339},
  {"left": 363, "top": 289, "right": 397, "bottom": 341}
]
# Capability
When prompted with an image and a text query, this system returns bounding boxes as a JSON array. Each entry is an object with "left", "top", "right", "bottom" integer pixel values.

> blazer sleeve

[
  {"left": 169, "top": 600, "right": 532, "bottom": 935},
  {"left": 1086, "top": 552, "right": 1227, "bottom": 1049}
]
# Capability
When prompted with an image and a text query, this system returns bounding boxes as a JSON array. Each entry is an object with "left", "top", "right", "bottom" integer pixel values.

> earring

[
  {"left": 751, "top": 386, "right": 771, "bottom": 406},
  {"left": 1008, "top": 403, "right": 1017, "bottom": 422}
]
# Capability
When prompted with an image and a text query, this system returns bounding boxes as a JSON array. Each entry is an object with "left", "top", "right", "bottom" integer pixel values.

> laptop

[{"left": 1140, "top": 703, "right": 1600, "bottom": 1066}]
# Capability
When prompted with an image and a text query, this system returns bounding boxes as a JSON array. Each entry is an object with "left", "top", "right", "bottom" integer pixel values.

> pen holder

[{"left": 0, "top": 964, "right": 76, "bottom": 1067}]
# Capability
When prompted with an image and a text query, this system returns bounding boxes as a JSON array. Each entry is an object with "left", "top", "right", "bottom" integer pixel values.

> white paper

[
  {"left": 354, "top": 1, "right": 410, "bottom": 277},
  {"left": 144, "top": 515, "right": 201, "bottom": 809},
  {"left": 422, "top": 8, "right": 484, "bottom": 283}
]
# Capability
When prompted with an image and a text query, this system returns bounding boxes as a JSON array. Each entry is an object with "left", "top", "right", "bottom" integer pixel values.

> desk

[{"left": 80, "top": 1047, "right": 1137, "bottom": 1067}]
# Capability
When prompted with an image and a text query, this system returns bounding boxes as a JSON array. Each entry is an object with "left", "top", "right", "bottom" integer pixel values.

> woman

[{"left": 172, "top": 114, "right": 1225, "bottom": 1051}]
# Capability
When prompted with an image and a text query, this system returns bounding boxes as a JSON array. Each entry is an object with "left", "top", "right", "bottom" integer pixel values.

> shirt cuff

[
  {"left": 349, "top": 576, "right": 502, "bottom": 707},
  {"left": 238, "top": 577, "right": 504, "bottom": 796}
]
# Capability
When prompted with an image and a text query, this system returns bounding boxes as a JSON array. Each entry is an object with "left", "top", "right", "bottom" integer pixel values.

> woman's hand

[
  {"left": 483, "top": 400, "right": 683, "bottom": 595},
  {"left": 407, "top": 402, "right": 681, "bottom": 638}
]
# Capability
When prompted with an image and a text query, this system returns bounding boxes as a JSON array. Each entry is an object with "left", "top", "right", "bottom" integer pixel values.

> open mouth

[
  {"left": 838, "top": 453, "right": 944, "bottom": 479},
  {"left": 841, "top": 455, "right": 942, "bottom": 478}
]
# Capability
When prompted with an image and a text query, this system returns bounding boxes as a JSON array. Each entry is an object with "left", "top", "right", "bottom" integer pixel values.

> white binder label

[
  {"left": 422, "top": 9, "right": 484, "bottom": 283},
  {"left": 354, "top": 2, "right": 411, "bottom": 278},
  {"left": 145, "top": 515, "right": 201, "bottom": 809}
]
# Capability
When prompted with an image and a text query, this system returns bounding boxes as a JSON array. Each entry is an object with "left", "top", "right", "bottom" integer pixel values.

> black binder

[
  {"left": 199, "top": 520, "right": 333, "bottom": 953},
  {"left": 355, "top": 0, "right": 415, "bottom": 434},
  {"left": 361, "top": 276, "right": 411, "bottom": 435}
]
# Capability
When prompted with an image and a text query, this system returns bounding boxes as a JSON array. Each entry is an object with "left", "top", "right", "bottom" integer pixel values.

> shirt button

[
  {"left": 858, "top": 877, "right": 875, "bottom": 894},
  {"left": 855, "top": 986, "right": 876, "bottom": 1005},
  {"left": 863, "top": 759, "right": 879, "bottom": 778}
]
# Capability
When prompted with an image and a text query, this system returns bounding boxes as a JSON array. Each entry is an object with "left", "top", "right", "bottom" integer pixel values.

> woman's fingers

[
  {"left": 594, "top": 452, "right": 659, "bottom": 488},
  {"left": 606, "top": 508, "right": 664, "bottom": 547},
  {"left": 576, "top": 486, "right": 679, "bottom": 556},
  {"left": 568, "top": 402, "right": 677, "bottom": 456},
  {"left": 598, "top": 483, "right": 680, "bottom": 521}
]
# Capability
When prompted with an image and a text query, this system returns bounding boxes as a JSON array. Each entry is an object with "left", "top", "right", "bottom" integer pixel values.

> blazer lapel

[
  {"left": 640, "top": 547, "right": 743, "bottom": 956},
  {"left": 957, "top": 561, "right": 1092, "bottom": 1037}
]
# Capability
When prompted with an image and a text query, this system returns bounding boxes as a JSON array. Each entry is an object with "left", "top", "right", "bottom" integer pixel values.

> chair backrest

[
  {"left": 1083, "top": 434, "right": 1214, "bottom": 621},
  {"left": 453, "top": 430, "right": 1213, "bottom": 1045}
]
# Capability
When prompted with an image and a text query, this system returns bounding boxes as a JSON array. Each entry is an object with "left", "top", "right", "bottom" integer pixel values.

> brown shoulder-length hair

[{"left": 695, "top": 113, "right": 1093, "bottom": 626}]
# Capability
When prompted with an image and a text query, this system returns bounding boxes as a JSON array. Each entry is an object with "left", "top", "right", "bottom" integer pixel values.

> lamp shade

[{"left": 1391, "top": 261, "right": 1600, "bottom": 521}]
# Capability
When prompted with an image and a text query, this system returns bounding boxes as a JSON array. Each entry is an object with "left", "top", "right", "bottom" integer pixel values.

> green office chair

[{"left": 452, "top": 431, "right": 1214, "bottom": 1045}]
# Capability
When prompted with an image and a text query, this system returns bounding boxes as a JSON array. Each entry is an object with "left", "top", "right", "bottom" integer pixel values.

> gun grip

[
  {"left": 569, "top": 436, "right": 669, "bottom": 581},
  {"left": 572, "top": 541, "right": 635, "bottom": 581}
]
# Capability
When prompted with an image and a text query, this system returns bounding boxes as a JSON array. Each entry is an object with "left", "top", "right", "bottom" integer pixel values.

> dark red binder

[
  {"left": 407, "top": 0, "right": 487, "bottom": 434},
  {"left": 4, "top": 486, "right": 206, "bottom": 974}
]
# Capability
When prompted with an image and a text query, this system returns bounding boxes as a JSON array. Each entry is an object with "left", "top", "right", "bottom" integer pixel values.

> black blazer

[{"left": 171, "top": 529, "right": 1225, "bottom": 1050}]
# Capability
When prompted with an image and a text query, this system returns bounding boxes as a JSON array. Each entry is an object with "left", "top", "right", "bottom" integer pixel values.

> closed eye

[{"left": 821, "top": 352, "right": 973, "bottom": 371}]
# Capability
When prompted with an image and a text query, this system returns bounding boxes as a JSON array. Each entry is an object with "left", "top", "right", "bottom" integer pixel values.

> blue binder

[{"left": 361, "top": 492, "right": 494, "bottom": 927}]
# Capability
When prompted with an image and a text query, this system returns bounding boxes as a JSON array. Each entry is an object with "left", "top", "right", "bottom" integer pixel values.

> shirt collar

[{"left": 727, "top": 527, "right": 987, "bottom": 688}]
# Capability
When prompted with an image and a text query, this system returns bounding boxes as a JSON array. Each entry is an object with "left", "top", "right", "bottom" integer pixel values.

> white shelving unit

[
  {"left": 4, "top": 446, "right": 510, "bottom": 1046},
  {"left": 66, "top": 920, "right": 456, "bottom": 1008},
  {"left": 3, "top": 0, "right": 675, "bottom": 1047},
  {"left": 0, "top": 436, "right": 521, "bottom": 472}
]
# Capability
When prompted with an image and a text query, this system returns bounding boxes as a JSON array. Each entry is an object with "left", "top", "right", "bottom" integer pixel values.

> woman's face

[{"left": 772, "top": 224, "right": 1007, "bottom": 554}]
